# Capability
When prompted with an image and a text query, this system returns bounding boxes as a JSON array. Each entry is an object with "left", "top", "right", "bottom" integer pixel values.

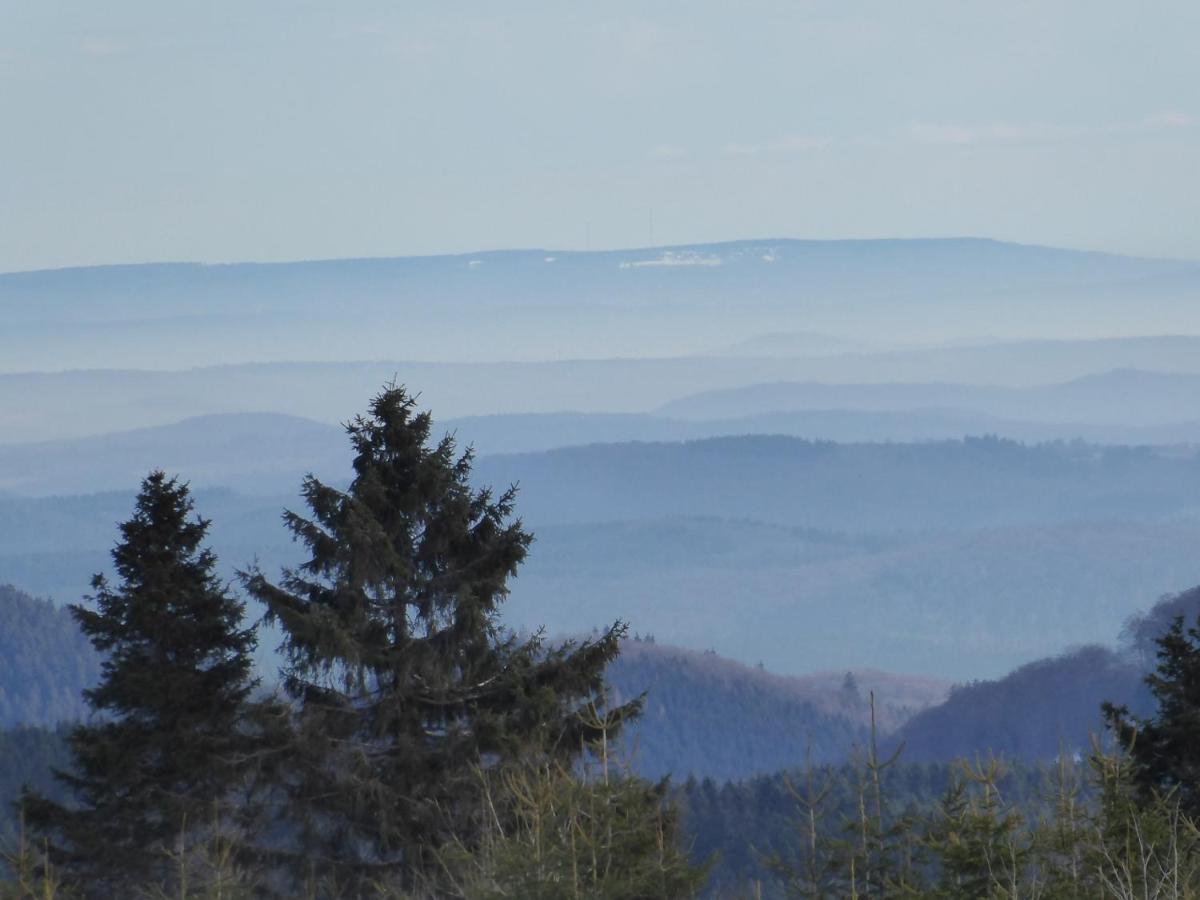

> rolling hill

[
  {"left": 474, "top": 435, "right": 1200, "bottom": 532},
  {"left": 14, "top": 396, "right": 1200, "bottom": 496},
  {"left": 7, "top": 433, "right": 1200, "bottom": 679}
]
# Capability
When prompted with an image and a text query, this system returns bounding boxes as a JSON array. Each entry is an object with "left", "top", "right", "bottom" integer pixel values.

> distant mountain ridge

[
  {"left": 658, "top": 367, "right": 1200, "bottom": 426},
  {"left": 6, "top": 237, "right": 1190, "bottom": 289},
  {"left": 4, "top": 237, "right": 1200, "bottom": 371}
]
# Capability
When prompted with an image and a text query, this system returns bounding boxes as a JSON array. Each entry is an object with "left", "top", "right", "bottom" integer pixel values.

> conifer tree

[
  {"left": 1104, "top": 613, "right": 1200, "bottom": 817},
  {"left": 243, "top": 385, "right": 637, "bottom": 892},
  {"left": 22, "top": 472, "right": 258, "bottom": 895}
]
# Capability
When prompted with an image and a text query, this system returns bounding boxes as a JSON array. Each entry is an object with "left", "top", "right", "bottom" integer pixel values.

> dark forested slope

[
  {"left": 606, "top": 639, "right": 948, "bottom": 780},
  {"left": 0, "top": 585, "right": 99, "bottom": 727},
  {"left": 887, "top": 586, "right": 1200, "bottom": 762},
  {"left": 891, "top": 645, "right": 1148, "bottom": 762}
]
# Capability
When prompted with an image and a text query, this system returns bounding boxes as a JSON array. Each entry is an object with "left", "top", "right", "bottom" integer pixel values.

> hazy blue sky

[{"left": 3, "top": 1, "right": 1199, "bottom": 271}]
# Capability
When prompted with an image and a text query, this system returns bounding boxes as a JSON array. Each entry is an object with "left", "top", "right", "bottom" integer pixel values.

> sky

[{"left": 2, "top": 0, "right": 1199, "bottom": 272}]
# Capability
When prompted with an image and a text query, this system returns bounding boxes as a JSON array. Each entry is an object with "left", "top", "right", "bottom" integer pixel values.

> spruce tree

[
  {"left": 243, "top": 385, "right": 637, "bottom": 892},
  {"left": 1104, "top": 613, "right": 1200, "bottom": 817},
  {"left": 22, "top": 472, "right": 258, "bottom": 894}
]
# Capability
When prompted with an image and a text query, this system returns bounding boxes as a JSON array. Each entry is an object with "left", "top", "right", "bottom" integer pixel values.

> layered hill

[
  {"left": 14, "top": 387, "right": 1200, "bottom": 495},
  {"left": 14, "top": 340, "right": 1200, "bottom": 443},
  {"left": 6, "top": 434, "right": 1200, "bottom": 679}
]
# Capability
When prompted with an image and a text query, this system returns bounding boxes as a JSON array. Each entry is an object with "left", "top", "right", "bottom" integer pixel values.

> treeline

[
  {"left": 683, "top": 756, "right": 1055, "bottom": 897},
  {"left": 683, "top": 738, "right": 1200, "bottom": 898}
]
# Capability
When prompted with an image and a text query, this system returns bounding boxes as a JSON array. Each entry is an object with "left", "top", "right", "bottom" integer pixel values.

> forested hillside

[
  {"left": 0, "top": 582, "right": 943, "bottom": 783},
  {"left": 889, "top": 585, "right": 1200, "bottom": 761},
  {"left": 0, "top": 586, "right": 98, "bottom": 727},
  {"left": 607, "top": 640, "right": 947, "bottom": 780},
  {"left": 892, "top": 645, "right": 1148, "bottom": 761}
]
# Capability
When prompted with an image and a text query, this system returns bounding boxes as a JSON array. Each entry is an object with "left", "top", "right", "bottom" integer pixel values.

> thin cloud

[
  {"left": 617, "top": 19, "right": 665, "bottom": 59},
  {"left": 334, "top": 23, "right": 387, "bottom": 40},
  {"left": 648, "top": 145, "right": 687, "bottom": 161},
  {"left": 80, "top": 36, "right": 128, "bottom": 57},
  {"left": 721, "top": 142, "right": 760, "bottom": 157},
  {"left": 1141, "top": 110, "right": 1194, "bottom": 129},
  {"left": 908, "top": 122, "right": 1069, "bottom": 145},
  {"left": 909, "top": 113, "right": 1194, "bottom": 146},
  {"left": 772, "top": 135, "right": 833, "bottom": 152},
  {"left": 721, "top": 135, "right": 832, "bottom": 157}
]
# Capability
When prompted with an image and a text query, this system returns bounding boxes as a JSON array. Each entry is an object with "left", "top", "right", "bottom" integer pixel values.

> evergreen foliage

[
  {"left": 21, "top": 472, "right": 259, "bottom": 895},
  {"left": 243, "top": 385, "right": 638, "bottom": 892},
  {"left": 1105, "top": 613, "right": 1200, "bottom": 818}
]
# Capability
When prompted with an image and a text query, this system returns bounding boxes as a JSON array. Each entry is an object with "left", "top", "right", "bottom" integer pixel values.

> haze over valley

[{"left": 6, "top": 239, "right": 1200, "bottom": 688}]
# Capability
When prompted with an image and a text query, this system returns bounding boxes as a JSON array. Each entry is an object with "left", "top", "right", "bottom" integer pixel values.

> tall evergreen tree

[
  {"left": 23, "top": 472, "right": 258, "bottom": 895},
  {"left": 1104, "top": 613, "right": 1200, "bottom": 816},
  {"left": 243, "top": 385, "right": 637, "bottom": 892}
]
